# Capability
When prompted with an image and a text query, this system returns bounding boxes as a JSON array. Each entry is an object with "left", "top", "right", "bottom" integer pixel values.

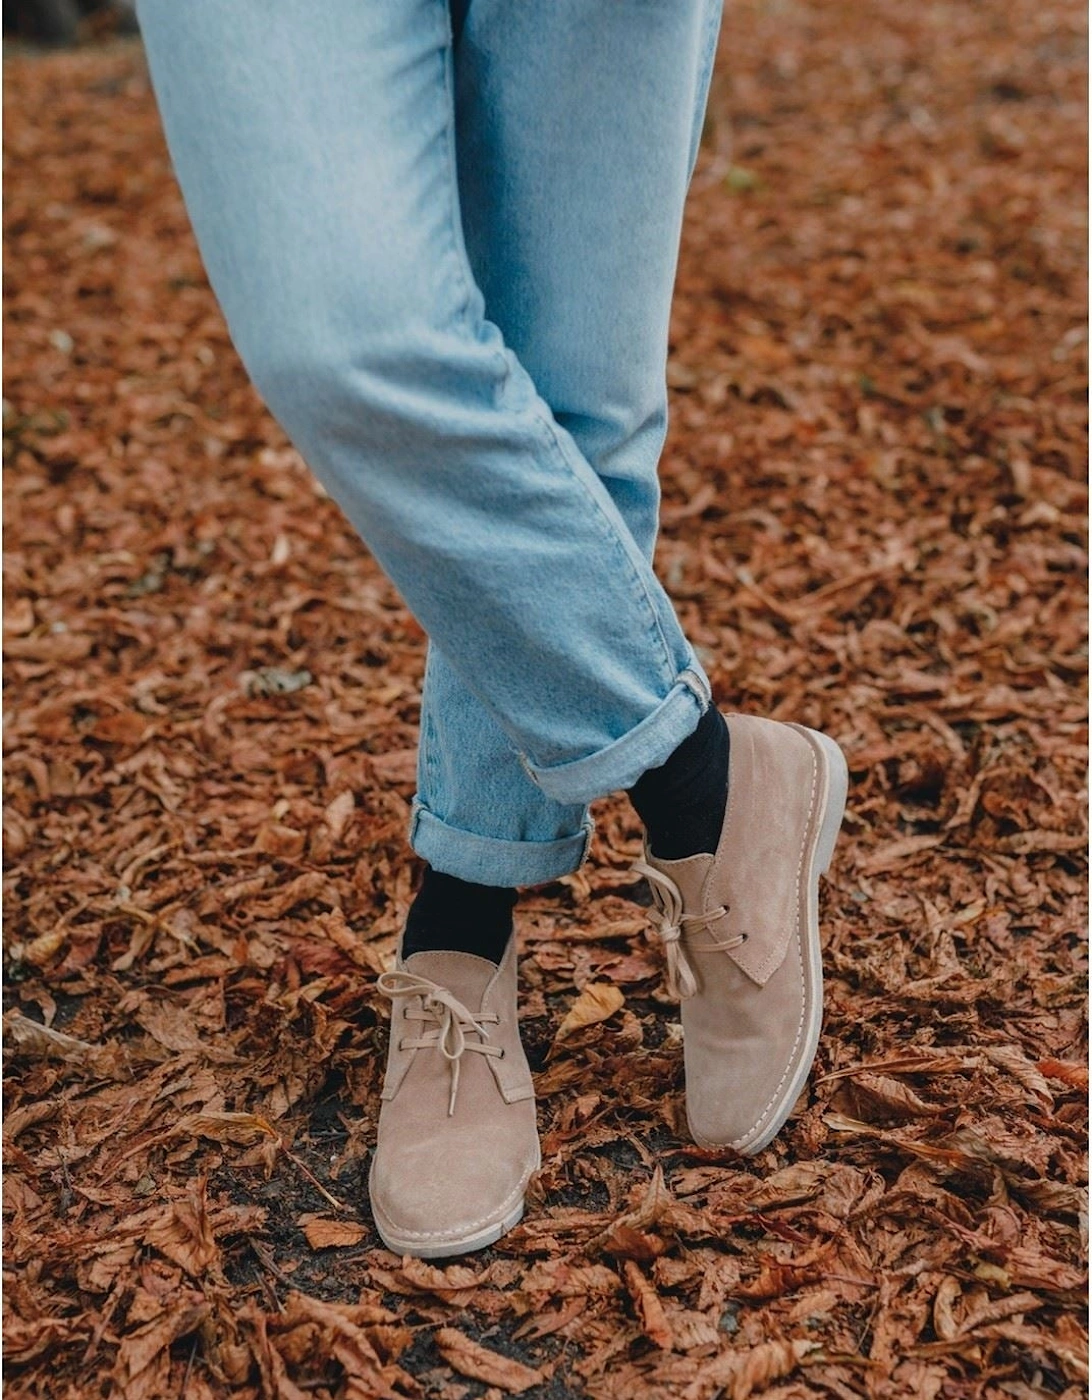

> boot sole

[
  {"left": 368, "top": 1145, "right": 540, "bottom": 1259},
  {"left": 731, "top": 725, "right": 848, "bottom": 1156}
]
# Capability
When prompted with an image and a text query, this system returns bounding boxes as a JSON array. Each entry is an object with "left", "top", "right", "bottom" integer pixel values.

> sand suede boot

[
  {"left": 368, "top": 939, "right": 540, "bottom": 1258},
  {"left": 634, "top": 714, "right": 848, "bottom": 1154}
]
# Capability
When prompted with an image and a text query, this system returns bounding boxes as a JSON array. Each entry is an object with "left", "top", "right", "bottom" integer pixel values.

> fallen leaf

[
  {"left": 621, "top": 1259, "right": 674, "bottom": 1349},
  {"left": 299, "top": 1215, "right": 368, "bottom": 1249},
  {"left": 143, "top": 1185, "right": 219, "bottom": 1277},
  {"left": 2, "top": 1009, "right": 95, "bottom": 1060},
  {"left": 172, "top": 1111, "right": 279, "bottom": 1146},
  {"left": 113, "top": 1299, "right": 209, "bottom": 1397},
  {"left": 555, "top": 982, "right": 625, "bottom": 1040},
  {"left": 683, "top": 1337, "right": 820, "bottom": 1400},
  {"left": 369, "top": 749, "right": 419, "bottom": 785},
  {"left": 1037, "top": 1059, "right": 1089, "bottom": 1092},
  {"left": 239, "top": 666, "right": 312, "bottom": 696},
  {"left": 434, "top": 1328, "right": 545, "bottom": 1393}
]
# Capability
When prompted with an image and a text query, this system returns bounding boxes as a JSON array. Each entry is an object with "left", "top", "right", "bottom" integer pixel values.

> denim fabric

[{"left": 136, "top": 0, "right": 723, "bottom": 886}]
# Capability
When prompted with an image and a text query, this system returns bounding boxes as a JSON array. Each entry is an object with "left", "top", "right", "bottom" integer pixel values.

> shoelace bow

[
  {"left": 376, "top": 970, "right": 502, "bottom": 1116},
  {"left": 631, "top": 859, "right": 746, "bottom": 1000}
]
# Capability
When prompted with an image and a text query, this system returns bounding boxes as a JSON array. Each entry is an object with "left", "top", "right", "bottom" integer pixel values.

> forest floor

[{"left": 3, "top": 1, "right": 1087, "bottom": 1396}]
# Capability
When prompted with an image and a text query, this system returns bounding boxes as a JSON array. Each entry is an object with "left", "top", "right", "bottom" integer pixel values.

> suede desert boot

[
  {"left": 633, "top": 714, "right": 848, "bottom": 1154},
  {"left": 369, "top": 937, "right": 539, "bottom": 1257}
]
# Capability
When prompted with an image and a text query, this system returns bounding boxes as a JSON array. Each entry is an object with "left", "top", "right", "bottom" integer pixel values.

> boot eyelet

[{"left": 499, "top": 1049, "right": 506, "bottom": 1059}]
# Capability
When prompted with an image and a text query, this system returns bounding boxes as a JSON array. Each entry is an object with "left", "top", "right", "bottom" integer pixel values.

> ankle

[
  {"left": 402, "top": 867, "right": 517, "bottom": 965},
  {"left": 627, "top": 706, "right": 730, "bottom": 860}
]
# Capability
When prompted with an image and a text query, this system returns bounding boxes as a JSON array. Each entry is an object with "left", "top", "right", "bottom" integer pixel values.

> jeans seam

[
  {"left": 419, "top": 696, "right": 443, "bottom": 799},
  {"left": 679, "top": 666, "right": 712, "bottom": 710},
  {"left": 436, "top": 2, "right": 478, "bottom": 338}
]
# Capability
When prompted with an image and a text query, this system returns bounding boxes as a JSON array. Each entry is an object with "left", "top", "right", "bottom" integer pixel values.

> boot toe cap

[
  {"left": 682, "top": 1010, "right": 811, "bottom": 1153},
  {"left": 369, "top": 1125, "right": 538, "bottom": 1253}
]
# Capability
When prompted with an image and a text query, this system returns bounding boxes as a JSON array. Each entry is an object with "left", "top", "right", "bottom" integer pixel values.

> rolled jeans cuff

[
  {"left": 522, "top": 667, "right": 710, "bottom": 806},
  {"left": 410, "top": 800, "right": 594, "bottom": 888}
]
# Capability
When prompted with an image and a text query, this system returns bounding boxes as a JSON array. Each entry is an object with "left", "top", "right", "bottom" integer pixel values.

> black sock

[
  {"left": 401, "top": 867, "right": 517, "bottom": 966},
  {"left": 627, "top": 707, "right": 730, "bottom": 860}
]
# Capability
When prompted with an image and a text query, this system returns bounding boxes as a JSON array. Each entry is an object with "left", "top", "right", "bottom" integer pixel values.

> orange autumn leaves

[{"left": 3, "top": 0, "right": 1087, "bottom": 1396}]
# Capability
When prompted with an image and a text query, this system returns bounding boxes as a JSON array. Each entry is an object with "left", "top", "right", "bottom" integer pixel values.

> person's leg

[
  {"left": 441, "top": 0, "right": 847, "bottom": 1165},
  {"left": 409, "top": 646, "right": 593, "bottom": 888},
  {"left": 133, "top": 0, "right": 715, "bottom": 1259},
  {"left": 409, "top": 0, "right": 725, "bottom": 916},
  {"left": 454, "top": 0, "right": 721, "bottom": 558},
  {"left": 135, "top": 0, "right": 710, "bottom": 831}
]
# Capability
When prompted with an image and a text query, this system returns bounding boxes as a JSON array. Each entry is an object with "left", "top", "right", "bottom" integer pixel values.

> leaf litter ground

[{"left": 3, "top": 1, "right": 1087, "bottom": 1396}]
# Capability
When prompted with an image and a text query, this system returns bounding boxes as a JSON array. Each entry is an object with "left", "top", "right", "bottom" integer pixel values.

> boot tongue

[
  {"left": 401, "top": 950, "right": 497, "bottom": 1012},
  {"left": 643, "top": 850, "right": 715, "bottom": 913}
]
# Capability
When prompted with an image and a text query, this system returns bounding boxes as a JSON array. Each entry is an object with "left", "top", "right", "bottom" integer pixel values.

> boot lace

[
  {"left": 377, "top": 970, "right": 502, "bottom": 1116},
  {"left": 631, "top": 860, "right": 747, "bottom": 1000}
]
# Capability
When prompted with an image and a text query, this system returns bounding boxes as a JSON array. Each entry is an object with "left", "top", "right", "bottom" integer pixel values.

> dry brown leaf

[
  {"left": 243, "top": 1302, "right": 317, "bottom": 1400},
  {"left": 142, "top": 1183, "right": 219, "bottom": 1277},
  {"left": 3, "top": 1098, "right": 58, "bottom": 1143},
  {"left": 323, "top": 789, "right": 356, "bottom": 840},
  {"left": 932, "top": 1275, "right": 962, "bottom": 1341},
  {"left": 371, "top": 1257, "right": 487, "bottom": 1306},
  {"left": 434, "top": 1327, "right": 545, "bottom": 1393},
  {"left": 736, "top": 1247, "right": 831, "bottom": 1301},
  {"left": 17, "top": 926, "right": 69, "bottom": 969},
  {"left": 591, "top": 1163, "right": 674, "bottom": 1254},
  {"left": 3, "top": 15, "right": 1086, "bottom": 1399},
  {"left": 555, "top": 982, "right": 625, "bottom": 1040},
  {"left": 3, "top": 1314, "right": 88, "bottom": 1366},
  {"left": 743, "top": 1160, "right": 839, "bottom": 1209},
  {"left": 984, "top": 1045, "right": 1055, "bottom": 1107},
  {"left": 667, "top": 1306, "right": 722, "bottom": 1353},
  {"left": 369, "top": 749, "right": 419, "bottom": 786},
  {"left": 958, "top": 1289, "right": 1044, "bottom": 1335},
  {"left": 837, "top": 1070, "right": 941, "bottom": 1121},
  {"left": 2, "top": 1009, "right": 96, "bottom": 1060},
  {"left": 517, "top": 1259, "right": 623, "bottom": 1299},
  {"left": 621, "top": 1259, "right": 675, "bottom": 1349},
  {"left": 299, "top": 1214, "right": 368, "bottom": 1249},
  {"left": 857, "top": 834, "right": 945, "bottom": 874},
  {"left": 1038, "top": 1059, "right": 1089, "bottom": 1092},
  {"left": 510, "top": 1297, "right": 587, "bottom": 1341},
  {"left": 684, "top": 1337, "right": 821, "bottom": 1400},
  {"left": 113, "top": 1300, "right": 209, "bottom": 1398},
  {"left": 281, "top": 1294, "right": 407, "bottom": 1398},
  {"left": 172, "top": 1110, "right": 279, "bottom": 1145}
]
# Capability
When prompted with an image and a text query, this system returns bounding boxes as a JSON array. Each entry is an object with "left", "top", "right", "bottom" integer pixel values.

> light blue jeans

[{"left": 136, "top": 0, "right": 723, "bottom": 887}]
